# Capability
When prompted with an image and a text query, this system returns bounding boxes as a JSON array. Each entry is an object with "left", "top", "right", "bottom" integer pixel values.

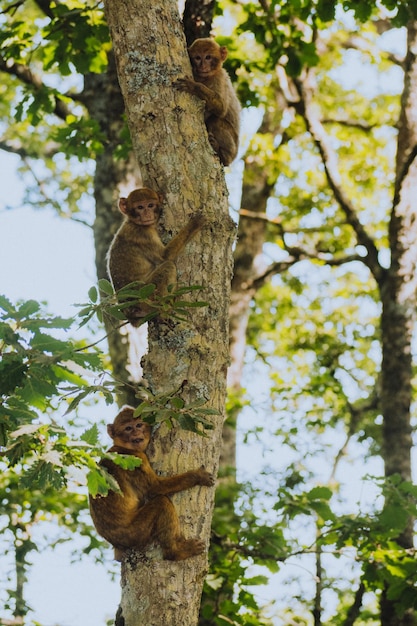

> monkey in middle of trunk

[{"left": 107, "top": 187, "right": 205, "bottom": 324}]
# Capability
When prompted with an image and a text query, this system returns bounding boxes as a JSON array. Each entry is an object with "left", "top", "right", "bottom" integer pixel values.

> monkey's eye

[{"left": 124, "top": 426, "right": 133, "bottom": 432}]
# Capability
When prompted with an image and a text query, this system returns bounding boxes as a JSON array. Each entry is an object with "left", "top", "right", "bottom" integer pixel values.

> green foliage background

[{"left": 1, "top": 0, "right": 417, "bottom": 624}]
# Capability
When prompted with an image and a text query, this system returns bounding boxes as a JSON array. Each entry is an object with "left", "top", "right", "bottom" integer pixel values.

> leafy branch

[
  {"left": 133, "top": 382, "right": 217, "bottom": 436},
  {"left": 77, "top": 278, "right": 208, "bottom": 329}
]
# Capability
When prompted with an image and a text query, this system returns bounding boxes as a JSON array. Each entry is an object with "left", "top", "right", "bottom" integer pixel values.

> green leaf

[
  {"left": 244, "top": 575, "right": 269, "bottom": 586},
  {"left": 307, "top": 486, "right": 333, "bottom": 501},
  {"left": 21, "top": 461, "right": 64, "bottom": 490},
  {"left": 170, "top": 397, "right": 185, "bottom": 409},
  {"left": 0, "top": 294, "right": 16, "bottom": 316},
  {"left": 88, "top": 286, "right": 98, "bottom": 303},
  {"left": 80, "top": 423, "right": 100, "bottom": 446},
  {"left": 0, "top": 355, "right": 28, "bottom": 396},
  {"left": 98, "top": 279, "right": 114, "bottom": 295},
  {"left": 30, "top": 332, "right": 70, "bottom": 353},
  {"left": 17, "top": 299, "right": 41, "bottom": 318},
  {"left": 87, "top": 468, "right": 113, "bottom": 497},
  {"left": 107, "top": 453, "right": 142, "bottom": 470}
]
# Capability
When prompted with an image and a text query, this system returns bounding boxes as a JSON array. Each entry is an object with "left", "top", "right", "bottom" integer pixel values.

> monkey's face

[
  {"left": 188, "top": 40, "right": 227, "bottom": 80},
  {"left": 110, "top": 419, "right": 152, "bottom": 452},
  {"left": 190, "top": 50, "right": 221, "bottom": 78},
  {"left": 127, "top": 200, "right": 159, "bottom": 227}
]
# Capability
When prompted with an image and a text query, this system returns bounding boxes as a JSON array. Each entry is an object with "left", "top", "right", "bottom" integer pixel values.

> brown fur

[
  {"left": 175, "top": 38, "right": 241, "bottom": 165},
  {"left": 107, "top": 187, "right": 205, "bottom": 323},
  {"left": 89, "top": 407, "right": 214, "bottom": 561}
]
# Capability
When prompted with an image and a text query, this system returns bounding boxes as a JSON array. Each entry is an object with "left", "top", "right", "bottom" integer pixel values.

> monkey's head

[
  {"left": 107, "top": 407, "right": 152, "bottom": 453},
  {"left": 119, "top": 187, "right": 163, "bottom": 227},
  {"left": 188, "top": 38, "right": 227, "bottom": 80}
]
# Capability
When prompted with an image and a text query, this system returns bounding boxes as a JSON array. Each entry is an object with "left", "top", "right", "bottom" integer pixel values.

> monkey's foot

[{"left": 165, "top": 538, "right": 205, "bottom": 560}]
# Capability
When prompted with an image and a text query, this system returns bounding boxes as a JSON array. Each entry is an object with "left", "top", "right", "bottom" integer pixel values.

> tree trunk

[
  {"left": 222, "top": 163, "right": 272, "bottom": 470},
  {"left": 83, "top": 52, "right": 145, "bottom": 403},
  {"left": 379, "top": 18, "right": 417, "bottom": 626},
  {"left": 222, "top": 102, "right": 289, "bottom": 468},
  {"left": 102, "top": 1, "right": 234, "bottom": 624},
  {"left": 183, "top": 0, "right": 215, "bottom": 44}
]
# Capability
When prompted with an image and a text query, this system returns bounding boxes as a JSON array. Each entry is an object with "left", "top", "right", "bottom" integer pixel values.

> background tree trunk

[
  {"left": 83, "top": 51, "right": 145, "bottom": 403},
  {"left": 102, "top": 1, "right": 235, "bottom": 624},
  {"left": 380, "top": 18, "right": 417, "bottom": 626}
]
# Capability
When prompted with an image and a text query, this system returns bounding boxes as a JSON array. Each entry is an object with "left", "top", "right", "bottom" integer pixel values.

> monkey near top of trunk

[{"left": 175, "top": 38, "right": 241, "bottom": 166}]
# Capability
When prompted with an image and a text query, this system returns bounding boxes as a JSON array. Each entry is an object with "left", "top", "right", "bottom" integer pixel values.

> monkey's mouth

[
  {"left": 132, "top": 437, "right": 144, "bottom": 444},
  {"left": 133, "top": 217, "right": 154, "bottom": 225}
]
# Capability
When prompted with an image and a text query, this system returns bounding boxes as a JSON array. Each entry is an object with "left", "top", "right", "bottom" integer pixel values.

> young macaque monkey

[
  {"left": 175, "top": 38, "right": 241, "bottom": 166},
  {"left": 89, "top": 407, "right": 215, "bottom": 561},
  {"left": 107, "top": 187, "right": 204, "bottom": 323}
]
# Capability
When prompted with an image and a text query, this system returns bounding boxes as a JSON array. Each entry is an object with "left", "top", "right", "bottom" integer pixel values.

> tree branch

[
  {"left": 249, "top": 257, "right": 303, "bottom": 291},
  {"left": 294, "top": 73, "right": 386, "bottom": 286},
  {"left": 0, "top": 137, "right": 60, "bottom": 158},
  {"left": 182, "top": 0, "right": 215, "bottom": 44},
  {"left": 0, "top": 56, "right": 73, "bottom": 121},
  {"left": 343, "top": 582, "right": 365, "bottom": 626},
  {"left": 322, "top": 118, "right": 383, "bottom": 132},
  {"left": 341, "top": 36, "right": 404, "bottom": 68},
  {"left": 393, "top": 143, "right": 417, "bottom": 207}
]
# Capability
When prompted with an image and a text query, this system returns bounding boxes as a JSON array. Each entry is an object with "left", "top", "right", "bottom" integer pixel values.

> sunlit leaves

[
  {"left": 41, "top": 3, "right": 110, "bottom": 75},
  {"left": 77, "top": 279, "right": 208, "bottom": 328},
  {"left": 234, "top": 0, "right": 414, "bottom": 81},
  {"left": 0, "top": 292, "right": 215, "bottom": 502},
  {"left": 274, "top": 484, "right": 335, "bottom": 522},
  {"left": 52, "top": 117, "right": 105, "bottom": 159},
  {"left": 0, "top": 0, "right": 110, "bottom": 184},
  {"left": 1, "top": 0, "right": 110, "bottom": 75},
  {"left": 0, "top": 295, "right": 106, "bottom": 465},
  {"left": 132, "top": 385, "right": 216, "bottom": 435},
  {"left": 87, "top": 452, "right": 142, "bottom": 498}
]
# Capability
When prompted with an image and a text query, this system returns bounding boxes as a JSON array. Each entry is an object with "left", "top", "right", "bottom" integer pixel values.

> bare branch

[
  {"left": 239, "top": 208, "right": 281, "bottom": 224},
  {"left": 313, "top": 536, "right": 322, "bottom": 626},
  {"left": 322, "top": 117, "right": 383, "bottom": 132},
  {"left": 341, "top": 36, "right": 404, "bottom": 68},
  {"left": 0, "top": 139, "right": 30, "bottom": 158},
  {"left": 0, "top": 136, "right": 62, "bottom": 158},
  {"left": 394, "top": 143, "right": 417, "bottom": 206},
  {"left": 330, "top": 389, "right": 379, "bottom": 481},
  {"left": 294, "top": 73, "right": 386, "bottom": 286},
  {"left": 250, "top": 256, "right": 304, "bottom": 291},
  {"left": 343, "top": 582, "right": 365, "bottom": 626},
  {"left": 0, "top": 0, "right": 24, "bottom": 15},
  {"left": 33, "top": 0, "right": 54, "bottom": 19}
]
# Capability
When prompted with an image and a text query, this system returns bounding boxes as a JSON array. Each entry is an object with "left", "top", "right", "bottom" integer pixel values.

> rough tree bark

[{"left": 102, "top": 1, "right": 235, "bottom": 625}]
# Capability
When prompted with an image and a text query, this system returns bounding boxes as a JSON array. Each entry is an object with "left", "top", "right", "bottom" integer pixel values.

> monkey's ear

[
  {"left": 158, "top": 194, "right": 164, "bottom": 205},
  {"left": 219, "top": 46, "right": 228, "bottom": 62},
  {"left": 119, "top": 198, "right": 128, "bottom": 215},
  {"left": 107, "top": 424, "right": 115, "bottom": 439}
]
